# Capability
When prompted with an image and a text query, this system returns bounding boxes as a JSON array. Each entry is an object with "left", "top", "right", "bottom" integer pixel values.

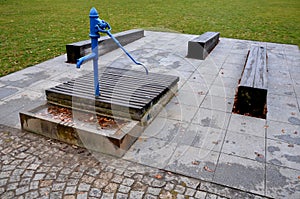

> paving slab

[
  {"left": 266, "top": 138, "right": 300, "bottom": 170},
  {"left": 157, "top": 102, "right": 198, "bottom": 123},
  {"left": 176, "top": 124, "right": 226, "bottom": 152},
  {"left": 213, "top": 153, "right": 265, "bottom": 196},
  {"left": 138, "top": 117, "right": 187, "bottom": 142},
  {"left": 227, "top": 113, "right": 266, "bottom": 138},
  {"left": 169, "top": 89, "right": 205, "bottom": 107},
  {"left": 266, "top": 120, "right": 300, "bottom": 144},
  {"left": 192, "top": 108, "right": 231, "bottom": 130},
  {"left": 208, "top": 85, "right": 236, "bottom": 99},
  {"left": 165, "top": 145, "right": 220, "bottom": 181},
  {"left": 0, "top": 86, "right": 20, "bottom": 100},
  {"left": 266, "top": 164, "right": 300, "bottom": 199},
  {"left": 222, "top": 130, "right": 265, "bottom": 162},
  {"left": 211, "top": 75, "right": 239, "bottom": 89},
  {"left": 123, "top": 137, "right": 177, "bottom": 169},
  {"left": 200, "top": 95, "right": 234, "bottom": 113}
]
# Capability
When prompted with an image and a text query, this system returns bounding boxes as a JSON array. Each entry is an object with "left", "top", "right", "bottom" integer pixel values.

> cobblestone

[
  {"left": 130, "top": 190, "right": 144, "bottom": 199},
  {"left": 111, "top": 174, "right": 124, "bottom": 184},
  {"left": 119, "top": 185, "right": 131, "bottom": 194},
  {"left": 185, "top": 187, "right": 196, "bottom": 196},
  {"left": 64, "top": 186, "right": 76, "bottom": 195},
  {"left": 0, "top": 125, "right": 268, "bottom": 199},
  {"left": 174, "top": 184, "right": 186, "bottom": 194},
  {"left": 147, "top": 187, "right": 161, "bottom": 196},
  {"left": 89, "top": 187, "right": 102, "bottom": 197},
  {"left": 116, "top": 192, "right": 128, "bottom": 199},
  {"left": 122, "top": 178, "right": 135, "bottom": 186}
]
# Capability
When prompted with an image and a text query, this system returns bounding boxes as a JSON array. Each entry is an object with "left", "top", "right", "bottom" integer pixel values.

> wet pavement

[{"left": 0, "top": 30, "right": 299, "bottom": 198}]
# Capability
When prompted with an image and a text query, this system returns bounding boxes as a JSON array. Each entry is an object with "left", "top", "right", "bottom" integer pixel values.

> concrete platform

[
  {"left": 0, "top": 30, "right": 299, "bottom": 198},
  {"left": 19, "top": 103, "right": 142, "bottom": 157}
]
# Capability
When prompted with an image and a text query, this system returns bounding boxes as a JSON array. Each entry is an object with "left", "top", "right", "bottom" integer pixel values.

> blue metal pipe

[
  {"left": 75, "top": 7, "right": 148, "bottom": 96},
  {"left": 76, "top": 7, "right": 101, "bottom": 96},
  {"left": 106, "top": 32, "right": 149, "bottom": 75},
  {"left": 76, "top": 53, "right": 96, "bottom": 68}
]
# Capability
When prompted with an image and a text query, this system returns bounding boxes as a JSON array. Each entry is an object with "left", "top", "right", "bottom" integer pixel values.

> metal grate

[{"left": 46, "top": 67, "right": 179, "bottom": 120}]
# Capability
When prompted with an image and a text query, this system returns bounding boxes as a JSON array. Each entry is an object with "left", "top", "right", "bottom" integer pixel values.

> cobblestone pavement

[{"left": 0, "top": 124, "right": 270, "bottom": 199}]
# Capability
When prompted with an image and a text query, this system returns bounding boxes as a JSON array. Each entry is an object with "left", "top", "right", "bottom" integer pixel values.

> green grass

[{"left": 1, "top": 0, "right": 299, "bottom": 77}]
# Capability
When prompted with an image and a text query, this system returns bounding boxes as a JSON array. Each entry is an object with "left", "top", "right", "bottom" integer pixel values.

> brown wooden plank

[{"left": 240, "top": 45, "right": 267, "bottom": 90}]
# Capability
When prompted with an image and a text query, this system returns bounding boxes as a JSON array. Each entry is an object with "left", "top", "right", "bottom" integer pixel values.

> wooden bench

[
  {"left": 187, "top": 32, "right": 220, "bottom": 60},
  {"left": 233, "top": 45, "right": 268, "bottom": 118},
  {"left": 66, "top": 29, "right": 144, "bottom": 63}
]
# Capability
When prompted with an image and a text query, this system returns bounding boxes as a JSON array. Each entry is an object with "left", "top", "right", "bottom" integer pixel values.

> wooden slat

[{"left": 240, "top": 46, "right": 267, "bottom": 90}]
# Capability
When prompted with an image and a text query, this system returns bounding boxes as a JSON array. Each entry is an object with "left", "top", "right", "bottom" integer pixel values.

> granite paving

[{"left": 0, "top": 30, "right": 299, "bottom": 198}]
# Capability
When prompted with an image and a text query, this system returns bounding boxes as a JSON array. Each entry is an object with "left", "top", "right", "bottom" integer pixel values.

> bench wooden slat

[
  {"left": 233, "top": 45, "right": 268, "bottom": 118},
  {"left": 240, "top": 45, "right": 267, "bottom": 90}
]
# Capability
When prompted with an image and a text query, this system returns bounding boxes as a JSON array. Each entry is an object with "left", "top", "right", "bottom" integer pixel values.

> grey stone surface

[
  {"left": 139, "top": 118, "right": 187, "bottom": 142},
  {"left": 165, "top": 145, "right": 220, "bottom": 181},
  {"left": 266, "top": 120, "right": 300, "bottom": 144},
  {"left": 222, "top": 130, "right": 265, "bottom": 162},
  {"left": 266, "top": 138, "right": 300, "bottom": 170},
  {"left": 266, "top": 164, "right": 300, "bottom": 199},
  {"left": 213, "top": 153, "right": 265, "bottom": 195},
  {"left": 157, "top": 102, "right": 198, "bottom": 123},
  {"left": 227, "top": 113, "right": 266, "bottom": 137},
  {"left": 123, "top": 137, "right": 177, "bottom": 169},
  {"left": 208, "top": 85, "right": 236, "bottom": 99},
  {"left": 0, "top": 30, "right": 299, "bottom": 199},
  {"left": 170, "top": 89, "right": 206, "bottom": 107},
  {"left": 192, "top": 108, "right": 231, "bottom": 130},
  {"left": 201, "top": 95, "right": 234, "bottom": 113},
  {"left": 178, "top": 124, "right": 225, "bottom": 152}
]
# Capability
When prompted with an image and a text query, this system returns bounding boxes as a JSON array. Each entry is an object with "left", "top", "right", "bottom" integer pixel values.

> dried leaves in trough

[{"left": 46, "top": 105, "right": 127, "bottom": 129}]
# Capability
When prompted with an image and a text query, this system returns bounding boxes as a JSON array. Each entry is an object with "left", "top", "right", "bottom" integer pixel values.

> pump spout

[{"left": 76, "top": 52, "right": 96, "bottom": 68}]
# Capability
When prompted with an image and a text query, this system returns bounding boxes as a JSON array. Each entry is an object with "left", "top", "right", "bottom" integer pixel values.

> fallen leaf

[
  {"left": 281, "top": 129, "right": 285, "bottom": 133},
  {"left": 212, "top": 141, "right": 219, "bottom": 145},
  {"left": 294, "top": 131, "right": 298, "bottom": 134},
  {"left": 291, "top": 112, "right": 296, "bottom": 115},
  {"left": 192, "top": 160, "right": 200, "bottom": 165},
  {"left": 264, "top": 125, "right": 269, "bottom": 129},
  {"left": 288, "top": 144, "right": 294, "bottom": 148},
  {"left": 298, "top": 176, "right": 300, "bottom": 179},
  {"left": 154, "top": 174, "right": 163, "bottom": 179},
  {"left": 203, "top": 166, "right": 214, "bottom": 172}
]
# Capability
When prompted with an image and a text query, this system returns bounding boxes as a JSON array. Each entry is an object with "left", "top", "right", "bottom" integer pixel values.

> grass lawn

[{"left": 0, "top": 0, "right": 299, "bottom": 77}]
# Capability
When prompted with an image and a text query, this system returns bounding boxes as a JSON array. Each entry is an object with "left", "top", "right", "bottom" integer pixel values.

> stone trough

[{"left": 20, "top": 67, "right": 179, "bottom": 157}]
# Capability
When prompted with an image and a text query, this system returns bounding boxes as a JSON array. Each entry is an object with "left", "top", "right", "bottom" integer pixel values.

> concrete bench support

[
  {"left": 187, "top": 32, "right": 220, "bottom": 60},
  {"left": 66, "top": 29, "right": 144, "bottom": 63}
]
